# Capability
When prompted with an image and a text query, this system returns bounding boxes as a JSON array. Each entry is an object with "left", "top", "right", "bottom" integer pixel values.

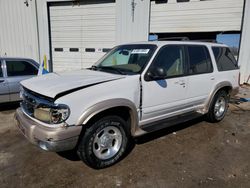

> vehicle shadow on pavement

[
  {"left": 135, "top": 116, "right": 205, "bottom": 144},
  {"left": 57, "top": 150, "right": 81, "bottom": 161},
  {"left": 56, "top": 116, "right": 204, "bottom": 162},
  {"left": 0, "top": 102, "right": 20, "bottom": 112}
]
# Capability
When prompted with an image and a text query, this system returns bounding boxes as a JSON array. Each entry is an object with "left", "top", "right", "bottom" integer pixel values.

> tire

[
  {"left": 206, "top": 90, "right": 229, "bottom": 123},
  {"left": 77, "top": 115, "right": 131, "bottom": 169}
]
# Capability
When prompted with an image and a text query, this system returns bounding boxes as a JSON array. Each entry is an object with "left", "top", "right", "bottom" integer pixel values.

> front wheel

[
  {"left": 206, "top": 90, "right": 229, "bottom": 123},
  {"left": 77, "top": 116, "right": 130, "bottom": 169}
]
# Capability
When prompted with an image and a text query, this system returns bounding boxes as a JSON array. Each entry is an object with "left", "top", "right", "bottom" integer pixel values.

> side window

[
  {"left": 187, "top": 45, "right": 213, "bottom": 74},
  {"left": 6, "top": 61, "right": 38, "bottom": 77},
  {"left": 0, "top": 61, "right": 3, "bottom": 77},
  {"left": 151, "top": 45, "right": 185, "bottom": 77},
  {"left": 177, "top": 0, "right": 190, "bottom": 2},
  {"left": 155, "top": 0, "right": 168, "bottom": 4},
  {"left": 212, "top": 47, "right": 238, "bottom": 71}
]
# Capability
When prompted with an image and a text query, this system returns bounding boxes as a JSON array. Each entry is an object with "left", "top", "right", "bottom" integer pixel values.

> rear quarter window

[{"left": 212, "top": 47, "right": 238, "bottom": 71}]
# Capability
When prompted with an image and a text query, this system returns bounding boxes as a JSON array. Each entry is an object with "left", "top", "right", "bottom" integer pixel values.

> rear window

[
  {"left": 0, "top": 61, "right": 3, "bottom": 77},
  {"left": 6, "top": 60, "right": 38, "bottom": 77},
  {"left": 187, "top": 45, "right": 213, "bottom": 75},
  {"left": 212, "top": 47, "right": 238, "bottom": 71}
]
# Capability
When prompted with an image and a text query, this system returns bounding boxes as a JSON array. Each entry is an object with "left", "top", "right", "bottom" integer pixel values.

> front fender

[{"left": 76, "top": 98, "right": 140, "bottom": 136}]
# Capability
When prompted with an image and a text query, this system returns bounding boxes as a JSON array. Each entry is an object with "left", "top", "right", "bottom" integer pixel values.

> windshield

[{"left": 92, "top": 44, "right": 157, "bottom": 75}]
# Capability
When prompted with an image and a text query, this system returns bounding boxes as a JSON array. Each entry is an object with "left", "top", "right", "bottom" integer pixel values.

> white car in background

[{"left": 15, "top": 41, "right": 239, "bottom": 169}]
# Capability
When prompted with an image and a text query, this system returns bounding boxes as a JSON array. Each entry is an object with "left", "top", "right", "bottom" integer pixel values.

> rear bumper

[{"left": 14, "top": 108, "right": 82, "bottom": 152}]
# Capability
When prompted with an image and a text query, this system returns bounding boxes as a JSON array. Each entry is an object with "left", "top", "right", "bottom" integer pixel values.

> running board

[{"left": 140, "top": 112, "right": 202, "bottom": 133}]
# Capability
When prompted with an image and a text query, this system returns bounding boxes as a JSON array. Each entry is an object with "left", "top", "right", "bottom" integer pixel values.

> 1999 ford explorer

[{"left": 15, "top": 41, "right": 239, "bottom": 169}]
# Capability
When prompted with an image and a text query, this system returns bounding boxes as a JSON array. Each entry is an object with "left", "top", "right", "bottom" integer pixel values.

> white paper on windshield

[{"left": 131, "top": 49, "right": 150, "bottom": 54}]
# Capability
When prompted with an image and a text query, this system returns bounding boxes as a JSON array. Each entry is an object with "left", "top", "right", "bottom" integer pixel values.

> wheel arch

[
  {"left": 76, "top": 98, "right": 139, "bottom": 136},
  {"left": 204, "top": 81, "right": 232, "bottom": 113}
]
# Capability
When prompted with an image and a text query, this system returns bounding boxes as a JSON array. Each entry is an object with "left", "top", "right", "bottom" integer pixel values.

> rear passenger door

[
  {"left": 185, "top": 45, "right": 215, "bottom": 105},
  {"left": 5, "top": 60, "right": 38, "bottom": 101},
  {"left": 0, "top": 60, "right": 10, "bottom": 103}
]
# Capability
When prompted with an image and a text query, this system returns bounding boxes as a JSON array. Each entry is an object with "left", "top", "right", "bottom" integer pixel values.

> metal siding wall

[
  {"left": 116, "top": 0, "right": 150, "bottom": 44},
  {"left": 36, "top": 0, "right": 51, "bottom": 64},
  {"left": 239, "top": 0, "right": 250, "bottom": 84},
  {"left": 0, "top": 0, "right": 39, "bottom": 61},
  {"left": 150, "top": 0, "right": 244, "bottom": 33},
  {"left": 0, "top": 0, "right": 151, "bottom": 71}
]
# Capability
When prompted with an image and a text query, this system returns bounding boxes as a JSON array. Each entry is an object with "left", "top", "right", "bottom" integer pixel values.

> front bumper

[{"left": 14, "top": 108, "right": 82, "bottom": 152}]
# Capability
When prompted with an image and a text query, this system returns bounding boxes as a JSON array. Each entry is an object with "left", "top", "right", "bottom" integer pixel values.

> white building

[
  {"left": 0, "top": 0, "right": 249, "bottom": 83},
  {"left": 238, "top": 0, "right": 250, "bottom": 84}
]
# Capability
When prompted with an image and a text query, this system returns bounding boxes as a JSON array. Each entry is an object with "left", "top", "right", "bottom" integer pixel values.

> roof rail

[
  {"left": 190, "top": 39, "right": 218, "bottom": 43},
  {"left": 158, "top": 37, "right": 190, "bottom": 41}
]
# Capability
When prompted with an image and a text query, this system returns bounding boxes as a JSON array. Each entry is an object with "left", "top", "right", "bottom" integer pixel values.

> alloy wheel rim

[
  {"left": 214, "top": 97, "right": 226, "bottom": 118},
  {"left": 93, "top": 126, "right": 122, "bottom": 160}
]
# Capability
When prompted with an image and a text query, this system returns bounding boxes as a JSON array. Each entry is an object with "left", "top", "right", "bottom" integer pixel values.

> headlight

[
  {"left": 34, "top": 104, "right": 70, "bottom": 124},
  {"left": 50, "top": 105, "right": 70, "bottom": 124}
]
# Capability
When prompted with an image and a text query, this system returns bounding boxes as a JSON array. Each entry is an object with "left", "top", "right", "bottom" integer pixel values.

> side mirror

[{"left": 146, "top": 67, "right": 166, "bottom": 81}]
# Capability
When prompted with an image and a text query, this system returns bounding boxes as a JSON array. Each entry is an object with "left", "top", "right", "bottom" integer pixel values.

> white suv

[{"left": 15, "top": 41, "right": 239, "bottom": 169}]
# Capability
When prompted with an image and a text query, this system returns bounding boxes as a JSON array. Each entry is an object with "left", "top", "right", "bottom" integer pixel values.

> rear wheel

[
  {"left": 77, "top": 115, "right": 130, "bottom": 169},
  {"left": 206, "top": 90, "right": 229, "bottom": 122}
]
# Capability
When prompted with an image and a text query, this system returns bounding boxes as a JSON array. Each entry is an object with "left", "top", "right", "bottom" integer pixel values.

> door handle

[
  {"left": 174, "top": 80, "right": 186, "bottom": 86},
  {"left": 0, "top": 80, "right": 4, "bottom": 83}
]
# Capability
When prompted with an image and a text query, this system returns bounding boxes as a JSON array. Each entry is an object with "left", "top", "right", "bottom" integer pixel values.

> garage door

[
  {"left": 150, "top": 0, "right": 243, "bottom": 33},
  {"left": 49, "top": 1, "right": 116, "bottom": 72}
]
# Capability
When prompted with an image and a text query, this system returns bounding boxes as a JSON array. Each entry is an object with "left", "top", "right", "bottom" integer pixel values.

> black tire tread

[{"left": 77, "top": 115, "right": 131, "bottom": 169}]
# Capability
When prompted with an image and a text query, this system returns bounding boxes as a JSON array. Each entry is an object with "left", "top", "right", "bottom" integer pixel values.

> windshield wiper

[
  {"left": 95, "top": 66, "right": 126, "bottom": 75},
  {"left": 90, "top": 65, "right": 98, "bottom": 70}
]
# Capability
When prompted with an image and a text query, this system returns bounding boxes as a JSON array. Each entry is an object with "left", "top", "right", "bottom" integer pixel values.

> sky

[{"left": 216, "top": 34, "right": 241, "bottom": 48}]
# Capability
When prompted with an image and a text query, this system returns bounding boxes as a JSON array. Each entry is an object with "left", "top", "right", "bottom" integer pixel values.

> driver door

[{"left": 141, "top": 45, "right": 188, "bottom": 122}]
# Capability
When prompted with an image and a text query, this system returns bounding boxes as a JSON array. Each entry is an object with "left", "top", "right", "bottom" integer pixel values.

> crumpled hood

[{"left": 21, "top": 69, "right": 125, "bottom": 98}]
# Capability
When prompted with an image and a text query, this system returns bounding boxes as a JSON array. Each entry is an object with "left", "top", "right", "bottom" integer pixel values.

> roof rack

[
  {"left": 157, "top": 37, "right": 219, "bottom": 43},
  {"left": 191, "top": 39, "right": 218, "bottom": 43},
  {"left": 158, "top": 37, "right": 190, "bottom": 41}
]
